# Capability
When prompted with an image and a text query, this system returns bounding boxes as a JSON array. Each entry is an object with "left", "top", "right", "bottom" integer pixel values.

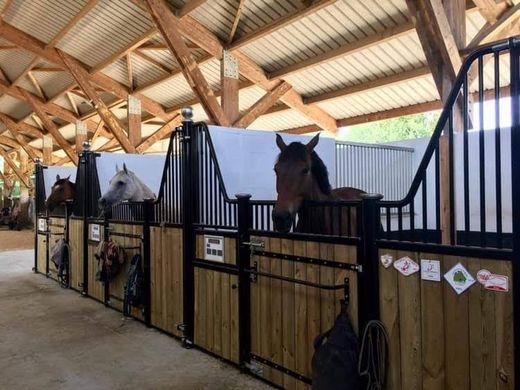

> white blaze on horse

[{"left": 98, "top": 163, "right": 156, "bottom": 213}]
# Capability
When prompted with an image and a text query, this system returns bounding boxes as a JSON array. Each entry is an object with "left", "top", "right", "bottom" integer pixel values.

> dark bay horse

[
  {"left": 46, "top": 175, "right": 76, "bottom": 212},
  {"left": 272, "top": 133, "right": 365, "bottom": 235}
]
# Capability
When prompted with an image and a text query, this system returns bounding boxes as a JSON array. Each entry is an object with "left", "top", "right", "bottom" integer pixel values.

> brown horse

[
  {"left": 272, "top": 133, "right": 365, "bottom": 235},
  {"left": 46, "top": 175, "right": 76, "bottom": 212}
]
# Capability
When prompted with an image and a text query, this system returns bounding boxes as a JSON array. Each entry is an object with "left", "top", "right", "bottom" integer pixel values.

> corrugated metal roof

[
  {"left": 33, "top": 71, "right": 75, "bottom": 99},
  {"left": 0, "top": 49, "right": 35, "bottom": 81},
  {"left": 4, "top": 0, "right": 88, "bottom": 45},
  {"left": 57, "top": 0, "right": 155, "bottom": 67},
  {"left": 101, "top": 58, "right": 131, "bottom": 87},
  {"left": 0, "top": 95, "right": 31, "bottom": 120}
]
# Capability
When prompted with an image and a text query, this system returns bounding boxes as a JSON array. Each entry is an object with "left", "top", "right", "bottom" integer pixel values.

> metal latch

[
  {"left": 245, "top": 361, "right": 263, "bottom": 377},
  {"left": 242, "top": 239, "right": 264, "bottom": 253}
]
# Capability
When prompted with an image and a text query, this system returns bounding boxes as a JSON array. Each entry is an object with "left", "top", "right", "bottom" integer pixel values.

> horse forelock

[{"left": 277, "top": 141, "right": 332, "bottom": 195}]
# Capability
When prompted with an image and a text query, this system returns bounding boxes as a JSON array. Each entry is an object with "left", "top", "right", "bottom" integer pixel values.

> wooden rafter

[
  {"left": 134, "top": 49, "right": 172, "bottom": 74},
  {"left": 472, "top": 0, "right": 510, "bottom": 23},
  {"left": 20, "top": 89, "right": 78, "bottom": 165},
  {"left": 7, "top": 128, "right": 38, "bottom": 161},
  {"left": 0, "top": 0, "right": 13, "bottom": 19},
  {"left": 46, "top": 0, "right": 101, "bottom": 48},
  {"left": 233, "top": 81, "right": 292, "bottom": 128},
  {"left": 229, "top": 0, "right": 337, "bottom": 51},
  {"left": 0, "top": 22, "right": 174, "bottom": 121},
  {"left": 0, "top": 147, "right": 31, "bottom": 187},
  {"left": 145, "top": 0, "right": 229, "bottom": 126},
  {"left": 66, "top": 92, "right": 79, "bottom": 115},
  {"left": 0, "top": 169, "right": 13, "bottom": 192},
  {"left": 58, "top": 50, "right": 137, "bottom": 154},
  {"left": 467, "top": 3, "right": 520, "bottom": 48},
  {"left": 0, "top": 135, "right": 19, "bottom": 149},
  {"left": 136, "top": 113, "right": 181, "bottom": 153},
  {"left": 177, "top": 0, "right": 208, "bottom": 18},
  {"left": 228, "top": 0, "right": 246, "bottom": 44},
  {"left": 91, "top": 119, "right": 104, "bottom": 145},
  {"left": 11, "top": 56, "right": 39, "bottom": 86},
  {"left": 27, "top": 71, "right": 46, "bottom": 99}
]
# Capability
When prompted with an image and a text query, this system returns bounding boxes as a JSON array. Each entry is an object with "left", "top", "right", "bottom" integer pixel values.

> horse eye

[
  {"left": 302, "top": 168, "right": 310, "bottom": 174},
  {"left": 117, "top": 181, "right": 124, "bottom": 186}
]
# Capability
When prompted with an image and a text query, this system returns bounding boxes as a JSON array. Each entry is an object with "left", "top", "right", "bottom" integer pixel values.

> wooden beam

[
  {"left": 42, "top": 135, "right": 53, "bottom": 165},
  {"left": 46, "top": 0, "right": 101, "bottom": 48},
  {"left": 472, "top": 0, "right": 509, "bottom": 23},
  {"left": 228, "top": 0, "right": 246, "bottom": 44},
  {"left": 136, "top": 113, "right": 181, "bottom": 153},
  {"left": 21, "top": 89, "right": 78, "bottom": 165},
  {"left": 0, "top": 135, "right": 19, "bottom": 149},
  {"left": 27, "top": 71, "right": 46, "bottom": 99},
  {"left": 229, "top": 0, "right": 337, "bottom": 51},
  {"left": 91, "top": 119, "right": 104, "bottom": 145},
  {"left": 75, "top": 121, "right": 88, "bottom": 151},
  {"left": 0, "top": 169, "right": 13, "bottom": 193},
  {"left": 234, "top": 81, "right": 292, "bottom": 128},
  {"left": 0, "top": 112, "right": 42, "bottom": 140},
  {"left": 0, "top": 22, "right": 174, "bottom": 121},
  {"left": 6, "top": 128, "right": 38, "bottom": 161},
  {"left": 134, "top": 49, "right": 172, "bottom": 74},
  {"left": 66, "top": 92, "right": 79, "bottom": 115},
  {"left": 58, "top": 50, "right": 137, "bottom": 154},
  {"left": 178, "top": 0, "right": 208, "bottom": 18},
  {"left": 0, "top": 0, "right": 13, "bottom": 19},
  {"left": 467, "top": 3, "right": 520, "bottom": 47},
  {"left": 0, "top": 148, "right": 31, "bottom": 187},
  {"left": 128, "top": 95, "right": 142, "bottom": 147},
  {"left": 11, "top": 57, "right": 39, "bottom": 86},
  {"left": 145, "top": 0, "right": 229, "bottom": 126},
  {"left": 269, "top": 22, "right": 414, "bottom": 80},
  {"left": 221, "top": 50, "right": 240, "bottom": 124}
]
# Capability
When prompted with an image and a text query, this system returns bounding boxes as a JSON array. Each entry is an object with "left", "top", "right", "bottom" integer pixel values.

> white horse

[{"left": 98, "top": 163, "right": 156, "bottom": 213}]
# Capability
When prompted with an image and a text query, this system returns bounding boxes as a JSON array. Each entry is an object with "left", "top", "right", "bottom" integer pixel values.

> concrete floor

[{"left": 0, "top": 250, "right": 271, "bottom": 390}]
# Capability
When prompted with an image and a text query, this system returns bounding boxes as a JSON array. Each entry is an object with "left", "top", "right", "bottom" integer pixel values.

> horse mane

[{"left": 278, "top": 142, "right": 332, "bottom": 195}]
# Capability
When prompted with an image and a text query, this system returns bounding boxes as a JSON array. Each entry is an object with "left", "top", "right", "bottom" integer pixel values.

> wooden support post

[
  {"left": 128, "top": 95, "right": 142, "bottom": 148},
  {"left": 221, "top": 50, "right": 240, "bottom": 125},
  {"left": 42, "top": 135, "right": 53, "bottom": 165},
  {"left": 0, "top": 148, "right": 31, "bottom": 188},
  {"left": 0, "top": 169, "right": 12, "bottom": 193},
  {"left": 75, "top": 120, "right": 87, "bottom": 151},
  {"left": 18, "top": 149, "right": 29, "bottom": 196}
]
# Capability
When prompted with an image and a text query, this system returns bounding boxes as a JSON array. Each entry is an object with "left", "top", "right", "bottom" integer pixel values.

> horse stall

[
  {"left": 34, "top": 163, "right": 76, "bottom": 286},
  {"left": 29, "top": 39, "right": 520, "bottom": 390}
]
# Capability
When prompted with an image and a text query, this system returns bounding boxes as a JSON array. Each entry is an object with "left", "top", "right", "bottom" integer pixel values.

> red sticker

[
  {"left": 476, "top": 269, "right": 491, "bottom": 285},
  {"left": 484, "top": 274, "right": 509, "bottom": 292}
]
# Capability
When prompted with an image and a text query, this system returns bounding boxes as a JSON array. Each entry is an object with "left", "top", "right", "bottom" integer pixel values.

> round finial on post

[
  {"left": 181, "top": 107, "right": 193, "bottom": 122},
  {"left": 82, "top": 140, "right": 92, "bottom": 151},
  {"left": 34, "top": 157, "right": 41, "bottom": 165}
]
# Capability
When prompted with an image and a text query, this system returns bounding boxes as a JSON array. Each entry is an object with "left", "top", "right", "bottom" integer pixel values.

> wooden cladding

[
  {"left": 250, "top": 236, "right": 358, "bottom": 389},
  {"left": 379, "top": 249, "right": 514, "bottom": 389}
]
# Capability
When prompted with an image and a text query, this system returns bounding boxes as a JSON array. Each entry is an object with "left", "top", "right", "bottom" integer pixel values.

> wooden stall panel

[
  {"left": 87, "top": 222, "right": 104, "bottom": 302},
  {"left": 106, "top": 223, "right": 144, "bottom": 320},
  {"left": 36, "top": 233, "right": 47, "bottom": 274},
  {"left": 68, "top": 218, "right": 84, "bottom": 291},
  {"left": 250, "top": 236, "right": 358, "bottom": 389},
  {"left": 378, "top": 249, "right": 515, "bottom": 390},
  {"left": 195, "top": 234, "right": 236, "bottom": 265},
  {"left": 47, "top": 217, "right": 66, "bottom": 280},
  {"left": 150, "top": 226, "right": 183, "bottom": 337},
  {"left": 194, "top": 268, "right": 239, "bottom": 363}
]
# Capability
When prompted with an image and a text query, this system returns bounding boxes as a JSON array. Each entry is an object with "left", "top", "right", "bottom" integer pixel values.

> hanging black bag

[
  {"left": 123, "top": 253, "right": 144, "bottom": 317},
  {"left": 311, "top": 299, "right": 360, "bottom": 390}
]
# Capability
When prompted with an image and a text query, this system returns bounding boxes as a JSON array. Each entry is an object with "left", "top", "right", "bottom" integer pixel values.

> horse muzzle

[{"left": 272, "top": 210, "right": 294, "bottom": 233}]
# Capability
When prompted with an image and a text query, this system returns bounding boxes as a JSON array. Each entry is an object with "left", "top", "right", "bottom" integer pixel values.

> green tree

[{"left": 337, "top": 111, "right": 440, "bottom": 143}]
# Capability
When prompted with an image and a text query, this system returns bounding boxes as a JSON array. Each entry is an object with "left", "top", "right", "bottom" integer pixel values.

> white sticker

[
  {"left": 444, "top": 263, "right": 475, "bottom": 295},
  {"left": 476, "top": 269, "right": 492, "bottom": 285},
  {"left": 393, "top": 256, "right": 420, "bottom": 276},
  {"left": 421, "top": 259, "right": 441, "bottom": 281},
  {"left": 90, "top": 224, "right": 100, "bottom": 242},
  {"left": 484, "top": 274, "right": 509, "bottom": 292},
  {"left": 38, "top": 218, "right": 47, "bottom": 232},
  {"left": 380, "top": 254, "right": 393, "bottom": 268},
  {"left": 204, "top": 235, "right": 225, "bottom": 262}
]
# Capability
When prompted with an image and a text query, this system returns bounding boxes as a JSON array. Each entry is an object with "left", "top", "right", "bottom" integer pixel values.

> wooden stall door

[
  {"left": 150, "top": 226, "right": 183, "bottom": 337},
  {"left": 379, "top": 250, "right": 515, "bottom": 390},
  {"left": 36, "top": 231, "right": 47, "bottom": 274},
  {"left": 194, "top": 234, "right": 239, "bottom": 363},
  {"left": 68, "top": 218, "right": 84, "bottom": 291},
  {"left": 250, "top": 237, "right": 358, "bottom": 390},
  {"left": 47, "top": 217, "right": 66, "bottom": 281},
  {"left": 87, "top": 222, "right": 104, "bottom": 302}
]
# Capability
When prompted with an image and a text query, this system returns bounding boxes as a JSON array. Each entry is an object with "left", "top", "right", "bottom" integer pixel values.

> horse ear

[
  {"left": 66, "top": 175, "right": 71, "bottom": 181},
  {"left": 306, "top": 133, "right": 320, "bottom": 152},
  {"left": 56, "top": 174, "right": 60, "bottom": 181},
  {"left": 123, "top": 163, "right": 128, "bottom": 173},
  {"left": 275, "top": 133, "right": 287, "bottom": 151}
]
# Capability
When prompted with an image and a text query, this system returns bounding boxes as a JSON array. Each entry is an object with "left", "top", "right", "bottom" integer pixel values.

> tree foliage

[{"left": 337, "top": 111, "right": 440, "bottom": 143}]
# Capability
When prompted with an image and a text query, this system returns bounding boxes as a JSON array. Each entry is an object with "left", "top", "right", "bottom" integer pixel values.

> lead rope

[{"left": 358, "top": 320, "right": 389, "bottom": 390}]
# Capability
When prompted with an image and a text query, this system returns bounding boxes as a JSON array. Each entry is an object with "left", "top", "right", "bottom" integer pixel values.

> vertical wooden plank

[
  {"left": 319, "top": 242, "right": 335, "bottom": 333},
  {"left": 379, "top": 249, "right": 402, "bottom": 390},
  {"left": 443, "top": 255, "right": 470, "bottom": 389},
  {"left": 421, "top": 252, "right": 445, "bottom": 390},
  {"left": 206, "top": 267, "right": 214, "bottom": 352},
  {"left": 259, "top": 239, "right": 273, "bottom": 380},
  {"left": 213, "top": 269, "right": 222, "bottom": 357},
  {"left": 306, "top": 240, "right": 320, "bottom": 377},
  {"left": 221, "top": 271, "right": 231, "bottom": 361},
  {"left": 269, "top": 237, "right": 283, "bottom": 385},
  {"left": 468, "top": 258, "right": 485, "bottom": 390},
  {"left": 397, "top": 250, "right": 422, "bottom": 389},
  {"left": 230, "top": 273, "right": 239, "bottom": 363},
  {"left": 281, "top": 238, "right": 296, "bottom": 390},
  {"left": 495, "top": 260, "right": 514, "bottom": 390},
  {"left": 194, "top": 268, "right": 201, "bottom": 345},
  {"left": 293, "top": 239, "right": 307, "bottom": 389},
  {"left": 175, "top": 227, "right": 184, "bottom": 336},
  {"left": 250, "top": 237, "right": 261, "bottom": 357}
]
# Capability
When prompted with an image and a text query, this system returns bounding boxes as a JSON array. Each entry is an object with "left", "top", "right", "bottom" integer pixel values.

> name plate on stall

[
  {"left": 204, "top": 235, "right": 224, "bottom": 262},
  {"left": 38, "top": 218, "right": 47, "bottom": 232},
  {"left": 90, "top": 224, "right": 101, "bottom": 242}
]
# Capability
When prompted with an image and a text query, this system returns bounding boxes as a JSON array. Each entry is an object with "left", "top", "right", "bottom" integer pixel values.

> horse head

[
  {"left": 98, "top": 163, "right": 153, "bottom": 213},
  {"left": 46, "top": 175, "right": 75, "bottom": 212},
  {"left": 272, "top": 133, "right": 331, "bottom": 233}
]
